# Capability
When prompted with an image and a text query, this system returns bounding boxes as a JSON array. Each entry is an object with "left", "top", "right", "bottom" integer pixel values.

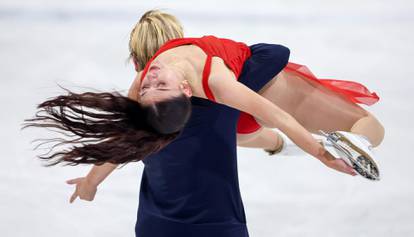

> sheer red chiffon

[{"left": 285, "top": 62, "right": 379, "bottom": 106}]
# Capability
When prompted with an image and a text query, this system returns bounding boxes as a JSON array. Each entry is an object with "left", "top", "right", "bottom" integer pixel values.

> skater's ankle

[{"left": 264, "top": 133, "right": 284, "bottom": 155}]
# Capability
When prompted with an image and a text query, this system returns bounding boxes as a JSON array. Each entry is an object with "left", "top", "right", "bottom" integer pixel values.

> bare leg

[
  {"left": 257, "top": 70, "right": 385, "bottom": 147},
  {"left": 237, "top": 128, "right": 283, "bottom": 151},
  {"left": 351, "top": 113, "right": 384, "bottom": 146}
]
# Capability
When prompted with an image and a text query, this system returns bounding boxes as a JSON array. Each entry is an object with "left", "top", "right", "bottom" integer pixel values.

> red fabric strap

[{"left": 202, "top": 55, "right": 215, "bottom": 101}]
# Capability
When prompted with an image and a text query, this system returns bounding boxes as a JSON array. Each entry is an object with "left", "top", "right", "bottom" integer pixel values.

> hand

[
  {"left": 66, "top": 177, "right": 98, "bottom": 203},
  {"left": 319, "top": 150, "right": 358, "bottom": 176}
]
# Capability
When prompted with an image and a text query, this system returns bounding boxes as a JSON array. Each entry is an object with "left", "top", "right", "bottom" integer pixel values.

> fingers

[
  {"left": 69, "top": 190, "right": 95, "bottom": 203},
  {"left": 339, "top": 160, "right": 357, "bottom": 176},
  {"left": 67, "top": 178, "right": 83, "bottom": 203},
  {"left": 343, "top": 168, "right": 357, "bottom": 176},
  {"left": 82, "top": 196, "right": 94, "bottom": 201},
  {"left": 339, "top": 163, "right": 357, "bottom": 176},
  {"left": 346, "top": 167, "right": 358, "bottom": 176},
  {"left": 66, "top": 178, "right": 82, "bottom": 185},
  {"left": 69, "top": 190, "right": 79, "bottom": 203},
  {"left": 329, "top": 159, "right": 357, "bottom": 176},
  {"left": 68, "top": 178, "right": 81, "bottom": 203}
]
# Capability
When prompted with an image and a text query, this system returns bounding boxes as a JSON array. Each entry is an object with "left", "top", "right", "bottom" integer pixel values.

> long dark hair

[{"left": 23, "top": 89, "right": 191, "bottom": 166}]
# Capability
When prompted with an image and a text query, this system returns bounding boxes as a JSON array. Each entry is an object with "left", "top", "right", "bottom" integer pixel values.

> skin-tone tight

[{"left": 237, "top": 70, "right": 385, "bottom": 151}]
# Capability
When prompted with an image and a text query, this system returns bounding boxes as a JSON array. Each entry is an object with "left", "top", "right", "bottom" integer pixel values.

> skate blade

[{"left": 319, "top": 131, "right": 380, "bottom": 181}]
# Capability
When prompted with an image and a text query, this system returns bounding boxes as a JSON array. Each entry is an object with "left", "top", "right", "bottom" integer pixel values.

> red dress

[{"left": 140, "top": 35, "right": 379, "bottom": 134}]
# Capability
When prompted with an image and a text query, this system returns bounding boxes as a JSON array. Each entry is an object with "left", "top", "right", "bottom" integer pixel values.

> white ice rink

[{"left": 1, "top": 0, "right": 413, "bottom": 236}]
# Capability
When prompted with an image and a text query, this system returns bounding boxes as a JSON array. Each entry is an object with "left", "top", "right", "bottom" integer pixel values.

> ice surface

[{"left": 1, "top": 1, "right": 413, "bottom": 236}]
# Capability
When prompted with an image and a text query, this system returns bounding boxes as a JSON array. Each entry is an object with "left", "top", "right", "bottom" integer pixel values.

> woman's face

[{"left": 139, "top": 61, "right": 186, "bottom": 105}]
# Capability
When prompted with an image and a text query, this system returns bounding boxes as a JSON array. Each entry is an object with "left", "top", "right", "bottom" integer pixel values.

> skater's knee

[
  {"left": 361, "top": 113, "right": 385, "bottom": 147},
  {"left": 372, "top": 117, "right": 385, "bottom": 147},
  {"left": 366, "top": 112, "right": 385, "bottom": 147}
]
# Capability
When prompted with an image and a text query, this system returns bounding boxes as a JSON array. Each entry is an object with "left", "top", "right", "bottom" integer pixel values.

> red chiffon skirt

[{"left": 236, "top": 62, "right": 380, "bottom": 134}]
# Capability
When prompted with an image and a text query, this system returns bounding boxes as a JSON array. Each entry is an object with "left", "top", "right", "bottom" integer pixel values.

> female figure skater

[
  {"left": 25, "top": 10, "right": 384, "bottom": 237},
  {"left": 126, "top": 10, "right": 384, "bottom": 172}
]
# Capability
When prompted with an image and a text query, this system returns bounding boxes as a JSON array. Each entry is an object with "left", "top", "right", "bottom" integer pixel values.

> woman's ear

[{"left": 180, "top": 80, "right": 193, "bottom": 97}]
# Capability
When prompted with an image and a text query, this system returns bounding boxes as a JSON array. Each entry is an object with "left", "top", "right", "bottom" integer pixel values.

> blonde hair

[{"left": 129, "top": 10, "right": 184, "bottom": 71}]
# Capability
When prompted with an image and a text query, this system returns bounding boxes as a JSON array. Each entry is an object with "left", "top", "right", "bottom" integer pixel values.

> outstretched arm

[
  {"left": 213, "top": 78, "right": 321, "bottom": 155},
  {"left": 67, "top": 72, "right": 144, "bottom": 203},
  {"left": 210, "top": 74, "right": 356, "bottom": 176},
  {"left": 66, "top": 162, "right": 118, "bottom": 203}
]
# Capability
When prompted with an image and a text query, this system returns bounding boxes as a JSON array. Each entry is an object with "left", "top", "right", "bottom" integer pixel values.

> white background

[{"left": 0, "top": 0, "right": 413, "bottom": 236}]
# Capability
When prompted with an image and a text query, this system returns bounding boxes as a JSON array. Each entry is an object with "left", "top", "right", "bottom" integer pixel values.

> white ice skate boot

[
  {"left": 264, "top": 131, "right": 307, "bottom": 156},
  {"left": 319, "top": 130, "right": 380, "bottom": 181}
]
